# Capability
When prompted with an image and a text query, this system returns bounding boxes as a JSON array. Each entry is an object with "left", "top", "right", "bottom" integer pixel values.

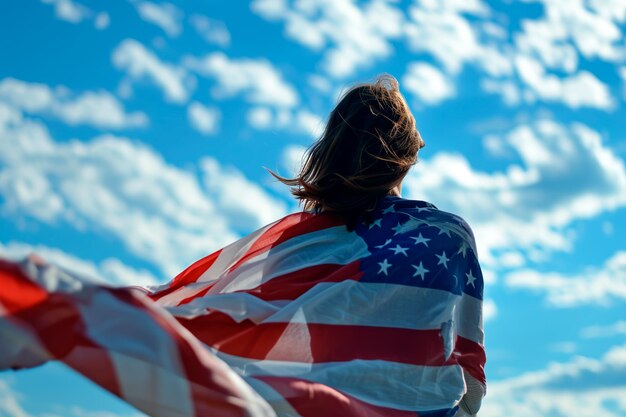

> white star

[
  {"left": 436, "top": 251, "right": 450, "bottom": 269},
  {"left": 412, "top": 262, "right": 429, "bottom": 280},
  {"left": 391, "top": 222, "right": 404, "bottom": 235},
  {"left": 438, "top": 226, "right": 452, "bottom": 237},
  {"left": 375, "top": 238, "right": 392, "bottom": 249},
  {"left": 369, "top": 218, "right": 382, "bottom": 229},
  {"left": 417, "top": 206, "right": 431, "bottom": 213},
  {"left": 382, "top": 204, "right": 396, "bottom": 214},
  {"left": 410, "top": 233, "right": 430, "bottom": 247},
  {"left": 457, "top": 241, "right": 469, "bottom": 258},
  {"left": 466, "top": 270, "right": 477, "bottom": 288},
  {"left": 389, "top": 244, "right": 409, "bottom": 256},
  {"left": 378, "top": 258, "right": 392, "bottom": 275}
]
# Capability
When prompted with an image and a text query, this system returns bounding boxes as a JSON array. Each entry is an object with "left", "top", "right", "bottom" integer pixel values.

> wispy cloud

[
  {"left": 0, "top": 78, "right": 147, "bottom": 129},
  {"left": 481, "top": 342, "right": 626, "bottom": 417},
  {"left": 40, "top": 0, "right": 109, "bottom": 30},
  {"left": 404, "top": 120, "right": 626, "bottom": 265},
  {"left": 187, "top": 101, "right": 220, "bottom": 135},
  {"left": 0, "top": 241, "right": 161, "bottom": 287},
  {"left": 184, "top": 52, "right": 298, "bottom": 107},
  {"left": 112, "top": 39, "right": 192, "bottom": 104},
  {"left": 189, "top": 14, "right": 231, "bottom": 47},
  {"left": 131, "top": 1, "right": 184, "bottom": 38},
  {"left": 506, "top": 251, "right": 626, "bottom": 307},
  {"left": 251, "top": 0, "right": 405, "bottom": 78},
  {"left": 581, "top": 321, "right": 626, "bottom": 339},
  {"left": 0, "top": 105, "right": 287, "bottom": 276}
]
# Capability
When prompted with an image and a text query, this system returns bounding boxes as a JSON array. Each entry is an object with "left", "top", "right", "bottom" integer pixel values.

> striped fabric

[{"left": 0, "top": 196, "right": 486, "bottom": 417}]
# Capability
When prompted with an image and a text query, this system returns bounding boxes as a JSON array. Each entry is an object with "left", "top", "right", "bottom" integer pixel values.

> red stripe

[
  {"left": 150, "top": 250, "right": 222, "bottom": 301},
  {"left": 165, "top": 213, "right": 348, "bottom": 306},
  {"left": 455, "top": 336, "right": 486, "bottom": 385},
  {"left": 112, "top": 288, "right": 249, "bottom": 417},
  {"left": 0, "top": 261, "right": 123, "bottom": 397},
  {"left": 179, "top": 312, "right": 460, "bottom": 366},
  {"left": 228, "top": 212, "right": 344, "bottom": 274},
  {"left": 0, "top": 260, "right": 48, "bottom": 313},
  {"left": 256, "top": 376, "right": 419, "bottom": 417},
  {"left": 238, "top": 261, "right": 364, "bottom": 301}
]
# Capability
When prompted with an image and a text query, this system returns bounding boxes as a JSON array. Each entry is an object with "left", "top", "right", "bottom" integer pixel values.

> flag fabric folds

[{"left": 0, "top": 196, "right": 486, "bottom": 417}]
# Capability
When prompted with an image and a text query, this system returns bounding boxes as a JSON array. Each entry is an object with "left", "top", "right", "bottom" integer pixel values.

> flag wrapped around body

[{"left": 0, "top": 196, "right": 486, "bottom": 417}]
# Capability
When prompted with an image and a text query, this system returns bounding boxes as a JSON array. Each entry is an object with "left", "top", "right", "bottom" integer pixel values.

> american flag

[{"left": 0, "top": 196, "right": 486, "bottom": 417}]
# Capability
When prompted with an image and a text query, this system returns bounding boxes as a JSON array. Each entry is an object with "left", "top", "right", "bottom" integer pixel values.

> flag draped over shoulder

[{"left": 0, "top": 196, "right": 486, "bottom": 417}]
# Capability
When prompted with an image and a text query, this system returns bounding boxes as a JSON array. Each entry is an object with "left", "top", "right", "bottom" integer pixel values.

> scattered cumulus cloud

[
  {"left": 506, "top": 250, "right": 626, "bottom": 307},
  {"left": 41, "top": 0, "right": 91, "bottom": 24},
  {"left": 0, "top": 78, "right": 148, "bottom": 129},
  {"left": 0, "top": 104, "right": 287, "bottom": 276},
  {"left": 112, "top": 39, "right": 193, "bottom": 104},
  {"left": 0, "top": 241, "right": 161, "bottom": 287},
  {"left": 187, "top": 101, "right": 220, "bottom": 135},
  {"left": 247, "top": 107, "right": 323, "bottom": 138},
  {"left": 514, "top": 56, "right": 613, "bottom": 109},
  {"left": 132, "top": 1, "right": 184, "bottom": 37},
  {"left": 404, "top": 120, "right": 626, "bottom": 266},
  {"left": 189, "top": 14, "right": 231, "bottom": 47},
  {"left": 251, "top": 0, "right": 405, "bottom": 78},
  {"left": 185, "top": 52, "right": 299, "bottom": 107},
  {"left": 481, "top": 342, "right": 626, "bottom": 417},
  {"left": 402, "top": 62, "right": 456, "bottom": 105},
  {"left": 40, "top": 0, "right": 109, "bottom": 30}
]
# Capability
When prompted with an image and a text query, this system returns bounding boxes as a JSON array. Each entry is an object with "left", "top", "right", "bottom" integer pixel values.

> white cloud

[
  {"left": 405, "top": 2, "right": 488, "bottom": 75},
  {"left": 189, "top": 14, "right": 231, "bottom": 47},
  {"left": 0, "top": 241, "right": 161, "bottom": 287},
  {"left": 251, "top": 0, "right": 405, "bottom": 78},
  {"left": 402, "top": 62, "right": 456, "bottom": 105},
  {"left": 187, "top": 101, "right": 220, "bottom": 135},
  {"left": 94, "top": 12, "right": 110, "bottom": 30},
  {"left": 41, "top": 0, "right": 91, "bottom": 24},
  {"left": 0, "top": 105, "right": 288, "bottom": 276},
  {"left": 185, "top": 52, "right": 298, "bottom": 107},
  {"left": 404, "top": 120, "right": 626, "bottom": 266},
  {"left": 0, "top": 78, "right": 148, "bottom": 129},
  {"left": 506, "top": 251, "right": 626, "bottom": 307},
  {"left": 519, "top": 0, "right": 626, "bottom": 65},
  {"left": 112, "top": 39, "right": 192, "bottom": 104},
  {"left": 280, "top": 144, "right": 307, "bottom": 176},
  {"left": 247, "top": 106, "right": 323, "bottom": 138},
  {"left": 133, "top": 1, "right": 184, "bottom": 37},
  {"left": 247, "top": 106, "right": 273, "bottom": 129},
  {"left": 0, "top": 380, "right": 32, "bottom": 417},
  {"left": 480, "top": 342, "right": 626, "bottom": 417},
  {"left": 515, "top": 56, "right": 613, "bottom": 109},
  {"left": 481, "top": 79, "right": 522, "bottom": 106},
  {"left": 581, "top": 321, "right": 626, "bottom": 339}
]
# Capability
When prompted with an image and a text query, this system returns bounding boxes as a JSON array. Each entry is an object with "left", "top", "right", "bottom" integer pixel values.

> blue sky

[{"left": 1, "top": 0, "right": 626, "bottom": 416}]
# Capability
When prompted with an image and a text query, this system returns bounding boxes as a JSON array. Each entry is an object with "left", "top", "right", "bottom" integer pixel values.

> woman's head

[{"left": 274, "top": 74, "right": 424, "bottom": 224}]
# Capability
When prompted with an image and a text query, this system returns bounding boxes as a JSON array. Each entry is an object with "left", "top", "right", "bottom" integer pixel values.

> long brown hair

[{"left": 272, "top": 74, "right": 424, "bottom": 227}]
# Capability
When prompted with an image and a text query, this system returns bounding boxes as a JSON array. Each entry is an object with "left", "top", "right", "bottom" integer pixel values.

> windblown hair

[{"left": 272, "top": 74, "right": 424, "bottom": 227}]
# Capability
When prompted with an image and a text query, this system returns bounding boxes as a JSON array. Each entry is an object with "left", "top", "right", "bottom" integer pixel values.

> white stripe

[
  {"left": 0, "top": 305, "right": 54, "bottom": 370},
  {"left": 167, "top": 281, "right": 484, "bottom": 344},
  {"left": 78, "top": 290, "right": 197, "bottom": 417},
  {"left": 81, "top": 289, "right": 277, "bottom": 417},
  {"left": 168, "top": 293, "right": 287, "bottom": 323},
  {"left": 219, "top": 352, "right": 466, "bottom": 412},
  {"left": 156, "top": 221, "right": 276, "bottom": 306},
  {"left": 211, "top": 226, "right": 370, "bottom": 294}
]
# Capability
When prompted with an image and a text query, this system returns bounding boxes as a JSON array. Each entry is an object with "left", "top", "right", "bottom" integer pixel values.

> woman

[{"left": 0, "top": 75, "right": 485, "bottom": 417}]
